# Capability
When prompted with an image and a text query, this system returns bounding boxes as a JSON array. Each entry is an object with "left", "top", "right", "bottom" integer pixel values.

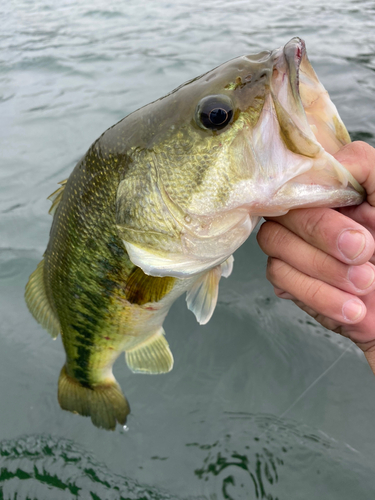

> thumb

[{"left": 334, "top": 141, "right": 375, "bottom": 207}]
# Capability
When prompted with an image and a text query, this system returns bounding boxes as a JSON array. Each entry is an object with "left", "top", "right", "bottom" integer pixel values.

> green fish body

[
  {"left": 25, "top": 141, "right": 195, "bottom": 429},
  {"left": 25, "top": 38, "right": 364, "bottom": 430}
]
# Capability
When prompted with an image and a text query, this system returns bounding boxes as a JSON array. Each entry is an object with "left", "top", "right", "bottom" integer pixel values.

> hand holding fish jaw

[{"left": 257, "top": 141, "right": 375, "bottom": 373}]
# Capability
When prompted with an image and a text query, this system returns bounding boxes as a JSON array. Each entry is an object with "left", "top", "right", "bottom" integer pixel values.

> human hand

[{"left": 256, "top": 142, "right": 375, "bottom": 374}]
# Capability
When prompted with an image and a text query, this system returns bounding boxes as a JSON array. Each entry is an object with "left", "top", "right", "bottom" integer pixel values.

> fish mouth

[
  {"left": 256, "top": 37, "right": 366, "bottom": 210},
  {"left": 283, "top": 37, "right": 305, "bottom": 105},
  {"left": 271, "top": 37, "right": 344, "bottom": 157}
]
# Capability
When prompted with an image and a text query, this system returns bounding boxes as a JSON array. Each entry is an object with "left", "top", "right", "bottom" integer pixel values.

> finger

[
  {"left": 338, "top": 202, "right": 375, "bottom": 265},
  {"left": 273, "top": 287, "right": 296, "bottom": 300},
  {"left": 274, "top": 288, "right": 375, "bottom": 343},
  {"left": 334, "top": 141, "right": 375, "bottom": 206},
  {"left": 338, "top": 202, "right": 375, "bottom": 238},
  {"left": 266, "top": 257, "right": 367, "bottom": 324},
  {"left": 364, "top": 350, "right": 375, "bottom": 377},
  {"left": 340, "top": 292, "right": 375, "bottom": 344},
  {"left": 273, "top": 289, "right": 342, "bottom": 330},
  {"left": 290, "top": 299, "right": 343, "bottom": 332},
  {"left": 258, "top": 221, "right": 375, "bottom": 295},
  {"left": 265, "top": 207, "right": 375, "bottom": 265}
]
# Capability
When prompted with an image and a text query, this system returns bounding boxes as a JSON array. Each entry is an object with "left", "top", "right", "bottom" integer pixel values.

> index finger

[{"left": 266, "top": 207, "right": 375, "bottom": 265}]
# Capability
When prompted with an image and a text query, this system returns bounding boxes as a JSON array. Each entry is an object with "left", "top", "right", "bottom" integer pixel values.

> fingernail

[
  {"left": 342, "top": 299, "right": 364, "bottom": 322},
  {"left": 348, "top": 264, "right": 375, "bottom": 290},
  {"left": 338, "top": 230, "right": 366, "bottom": 260}
]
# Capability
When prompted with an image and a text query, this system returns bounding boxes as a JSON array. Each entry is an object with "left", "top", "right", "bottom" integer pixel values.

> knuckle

[
  {"left": 350, "top": 141, "right": 372, "bottom": 159},
  {"left": 256, "top": 221, "right": 267, "bottom": 246},
  {"left": 257, "top": 221, "right": 278, "bottom": 250},
  {"left": 273, "top": 287, "right": 285, "bottom": 298},
  {"left": 266, "top": 257, "right": 296, "bottom": 289},
  {"left": 304, "top": 278, "right": 325, "bottom": 301},
  {"left": 266, "top": 256, "right": 282, "bottom": 282},
  {"left": 257, "top": 221, "right": 290, "bottom": 256},
  {"left": 300, "top": 209, "right": 330, "bottom": 240},
  {"left": 266, "top": 256, "right": 276, "bottom": 280},
  {"left": 311, "top": 249, "right": 330, "bottom": 276},
  {"left": 360, "top": 341, "right": 375, "bottom": 354},
  {"left": 345, "top": 141, "right": 375, "bottom": 171}
]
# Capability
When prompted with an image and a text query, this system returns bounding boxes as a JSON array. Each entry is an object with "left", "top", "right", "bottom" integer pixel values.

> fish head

[{"left": 116, "top": 38, "right": 364, "bottom": 277}]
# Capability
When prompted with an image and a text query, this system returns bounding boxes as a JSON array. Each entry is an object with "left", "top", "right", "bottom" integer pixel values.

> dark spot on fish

[
  {"left": 98, "top": 258, "right": 114, "bottom": 272},
  {"left": 106, "top": 236, "right": 126, "bottom": 257},
  {"left": 73, "top": 343, "right": 92, "bottom": 386},
  {"left": 101, "top": 277, "right": 119, "bottom": 293},
  {"left": 86, "top": 237, "right": 97, "bottom": 250},
  {"left": 75, "top": 334, "right": 95, "bottom": 347},
  {"left": 76, "top": 346, "right": 90, "bottom": 369},
  {"left": 73, "top": 368, "right": 91, "bottom": 388},
  {"left": 76, "top": 311, "right": 98, "bottom": 326}
]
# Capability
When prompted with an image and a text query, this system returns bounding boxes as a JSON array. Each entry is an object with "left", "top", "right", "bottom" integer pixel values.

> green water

[{"left": 1, "top": 0, "right": 375, "bottom": 498}]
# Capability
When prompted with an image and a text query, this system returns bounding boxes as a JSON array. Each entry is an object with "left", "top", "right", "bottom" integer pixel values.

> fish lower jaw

[
  {"left": 246, "top": 189, "right": 363, "bottom": 217},
  {"left": 123, "top": 215, "right": 256, "bottom": 278},
  {"left": 238, "top": 180, "right": 363, "bottom": 217}
]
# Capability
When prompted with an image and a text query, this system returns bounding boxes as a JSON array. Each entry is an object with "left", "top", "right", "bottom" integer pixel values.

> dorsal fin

[
  {"left": 47, "top": 179, "right": 67, "bottom": 216},
  {"left": 25, "top": 259, "right": 60, "bottom": 338}
]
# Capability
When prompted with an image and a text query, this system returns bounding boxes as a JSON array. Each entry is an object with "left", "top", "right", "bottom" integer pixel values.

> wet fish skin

[
  {"left": 25, "top": 132, "right": 196, "bottom": 430},
  {"left": 25, "top": 38, "right": 364, "bottom": 430}
]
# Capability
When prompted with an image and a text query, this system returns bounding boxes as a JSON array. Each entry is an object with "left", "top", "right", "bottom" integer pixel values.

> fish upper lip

[
  {"left": 283, "top": 37, "right": 306, "bottom": 96},
  {"left": 270, "top": 38, "right": 316, "bottom": 143},
  {"left": 271, "top": 38, "right": 306, "bottom": 99},
  {"left": 284, "top": 38, "right": 305, "bottom": 68}
]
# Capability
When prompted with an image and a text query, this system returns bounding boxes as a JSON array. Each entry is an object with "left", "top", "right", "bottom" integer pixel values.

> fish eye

[{"left": 196, "top": 95, "right": 233, "bottom": 131}]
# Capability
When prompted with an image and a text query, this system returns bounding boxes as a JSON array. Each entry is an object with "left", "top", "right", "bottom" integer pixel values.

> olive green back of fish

[{"left": 25, "top": 137, "right": 178, "bottom": 430}]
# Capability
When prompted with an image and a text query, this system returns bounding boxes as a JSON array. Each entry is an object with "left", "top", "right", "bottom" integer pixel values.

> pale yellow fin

[
  {"left": 25, "top": 259, "right": 60, "bottom": 339},
  {"left": 186, "top": 265, "right": 222, "bottom": 325},
  {"left": 47, "top": 179, "right": 67, "bottom": 215},
  {"left": 125, "top": 267, "right": 175, "bottom": 305},
  {"left": 125, "top": 329, "right": 173, "bottom": 374},
  {"left": 58, "top": 366, "right": 130, "bottom": 430},
  {"left": 220, "top": 255, "right": 234, "bottom": 278}
]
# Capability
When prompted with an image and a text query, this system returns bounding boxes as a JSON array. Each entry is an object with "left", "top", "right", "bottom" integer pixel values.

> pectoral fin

[
  {"left": 220, "top": 255, "right": 234, "bottom": 278},
  {"left": 186, "top": 265, "right": 222, "bottom": 325},
  {"left": 125, "top": 329, "right": 174, "bottom": 374}
]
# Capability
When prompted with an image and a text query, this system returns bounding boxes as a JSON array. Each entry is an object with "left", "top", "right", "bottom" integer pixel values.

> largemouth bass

[{"left": 25, "top": 38, "right": 364, "bottom": 430}]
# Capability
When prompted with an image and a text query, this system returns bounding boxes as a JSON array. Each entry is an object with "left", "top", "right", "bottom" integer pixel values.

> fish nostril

[{"left": 254, "top": 72, "right": 267, "bottom": 83}]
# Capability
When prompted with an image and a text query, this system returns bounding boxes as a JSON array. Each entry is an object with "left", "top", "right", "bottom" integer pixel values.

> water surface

[{"left": 1, "top": 0, "right": 375, "bottom": 498}]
